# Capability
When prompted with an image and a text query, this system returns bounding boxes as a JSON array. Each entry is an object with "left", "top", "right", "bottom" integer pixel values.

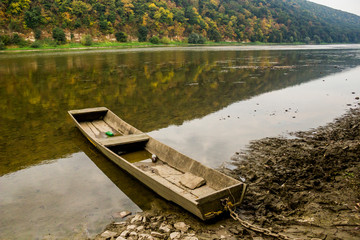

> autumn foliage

[{"left": 0, "top": 0, "right": 360, "bottom": 44}]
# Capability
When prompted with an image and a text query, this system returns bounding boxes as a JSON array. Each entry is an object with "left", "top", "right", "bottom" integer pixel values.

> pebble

[
  {"left": 101, "top": 230, "right": 117, "bottom": 238},
  {"left": 228, "top": 227, "right": 240, "bottom": 235},
  {"left": 159, "top": 223, "right": 172, "bottom": 233},
  {"left": 170, "top": 231, "right": 181, "bottom": 239},
  {"left": 119, "top": 211, "right": 132, "bottom": 218},
  {"left": 150, "top": 221, "right": 159, "bottom": 229},
  {"left": 151, "top": 231, "right": 166, "bottom": 239},
  {"left": 139, "top": 233, "right": 154, "bottom": 240},
  {"left": 120, "top": 230, "right": 130, "bottom": 238},
  {"left": 136, "top": 225, "right": 145, "bottom": 231},
  {"left": 183, "top": 236, "right": 198, "bottom": 240},
  {"left": 174, "top": 222, "right": 189, "bottom": 232},
  {"left": 131, "top": 214, "right": 143, "bottom": 223},
  {"left": 114, "top": 221, "right": 127, "bottom": 225},
  {"left": 127, "top": 224, "right": 137, "bottom": 230},
  {"left": 130, "top": 231, "right": 138, "bottom": 237},
  {"left": 116, "top": 237, "right": 126, "bottom": 240}
]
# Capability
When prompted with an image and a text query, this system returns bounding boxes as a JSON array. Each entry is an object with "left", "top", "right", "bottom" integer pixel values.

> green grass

[{"left": 0, "top": 40, "right": 315, "bottom": 52}]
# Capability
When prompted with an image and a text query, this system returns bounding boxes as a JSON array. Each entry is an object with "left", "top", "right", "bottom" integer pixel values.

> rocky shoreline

[{"left": 94, "top": 107, "right": 360, "bottom": 240}]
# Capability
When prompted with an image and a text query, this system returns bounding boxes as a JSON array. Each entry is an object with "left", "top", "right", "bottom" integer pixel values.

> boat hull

[{"left": 68, "top": 107, "right": 247, "bottom": 220}]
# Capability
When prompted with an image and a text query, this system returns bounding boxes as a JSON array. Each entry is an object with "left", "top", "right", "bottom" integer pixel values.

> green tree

[
  {"left": 208, "top": 29, "right": 222, "bottom": 42},
  {"left": 52, "top": 27, "right": 66, "bottom": 44},
  {"left": 138, "top": 26, "right": 148, "bottom": 42},
  {"left": 24, "top": 7, "right": 43, "bottom": 29}
]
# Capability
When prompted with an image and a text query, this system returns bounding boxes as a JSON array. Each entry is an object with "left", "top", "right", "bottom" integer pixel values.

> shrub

[
  {"left": 198, "top": 35, "right": 206, "bottom": 44},
  {"left": 18, "top": 40, "right": 29, "bottom": 48},
  {"left": 11, "top": 33, "right": 21, "bottom": 45},
  {"left": 0, "top": 41, "right": 5, "bottom": 50},
  {"left": 0, "top": 35, "right": 11, "bottom": 45},
  {"left": 188, "top": 33, "right": 206, "bottom": 44},
  {"left": 52, "top": 27, "right": 66, "bottom": 44},
  {"left": 149, "top": 36, "right": 160, "bottom": 44},
  {"left": 115, "top": 31, "right": 127, "bottom": 42},
  {"left": 31, "top": 41, "right": 41, "bottom": 48},
  {"left": 137, "top": 26, "right": 148, "bottom": 42},
  {"left": 160, "top": 37, "right": 170, "bottom": 44},
  {"left": 81, "top": 34, "right": 93, "bottom": 46},
  {"left": 34, "top": 29, "right": 42, "bottom": 40}
]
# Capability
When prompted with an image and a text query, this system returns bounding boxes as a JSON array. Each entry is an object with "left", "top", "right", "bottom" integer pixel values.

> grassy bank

[{"left": 0, "top": 40, "right": 311, "bottom": 53}]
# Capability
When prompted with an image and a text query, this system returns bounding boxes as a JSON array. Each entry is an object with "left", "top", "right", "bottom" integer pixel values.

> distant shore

[{"left": 1, "top": 42, "right": 360, "bottom": 54}]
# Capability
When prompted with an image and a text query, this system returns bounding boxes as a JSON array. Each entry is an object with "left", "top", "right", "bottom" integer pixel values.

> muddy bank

[
  {"left": 228, "top": 107, "right": 360, "bottom": 239},
  {"left": 94, "top": 107, "right": 360, "bottom": 240}
]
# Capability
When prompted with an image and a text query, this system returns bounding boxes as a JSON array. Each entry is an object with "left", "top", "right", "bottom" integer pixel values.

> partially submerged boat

[{"left": 68, "top": 107, "right": 247, "bottom": 220}]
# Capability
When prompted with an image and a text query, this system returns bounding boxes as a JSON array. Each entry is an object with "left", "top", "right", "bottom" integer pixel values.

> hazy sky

[{"left": 309, "top": 0, "right": 360, "bottom": 16}]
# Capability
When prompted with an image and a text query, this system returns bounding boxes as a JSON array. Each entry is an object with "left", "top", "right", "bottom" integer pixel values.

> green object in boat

[{"left": 106, "top": 131, "right": 114, "bottom": 136}]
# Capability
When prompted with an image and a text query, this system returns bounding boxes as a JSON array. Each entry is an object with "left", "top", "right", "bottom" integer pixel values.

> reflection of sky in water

[
  {"left": 0, "top": 152, "right": 141, "bottom": 239},
  {"left": 149, "top": 66, "right": 360, "bottom": 168}
]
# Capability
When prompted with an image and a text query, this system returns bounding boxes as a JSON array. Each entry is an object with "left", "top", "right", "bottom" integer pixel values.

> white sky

[{"left": 308, "top": 0, "right": 360, "bottom": 16}]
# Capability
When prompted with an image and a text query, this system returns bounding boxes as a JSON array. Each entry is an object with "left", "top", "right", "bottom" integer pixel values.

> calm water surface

[{"left": 1, "top": 45, "right": 360, "bottom": 239}]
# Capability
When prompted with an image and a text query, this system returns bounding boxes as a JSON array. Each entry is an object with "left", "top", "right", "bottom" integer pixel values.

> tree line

[{"left": 1, "top": 0, "right": 360, "bottom": 48}]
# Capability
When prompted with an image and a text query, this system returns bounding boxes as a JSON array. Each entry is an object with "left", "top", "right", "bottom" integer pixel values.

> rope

[{"left": 222, "top": 198, "right": 295, "bottom": 240}]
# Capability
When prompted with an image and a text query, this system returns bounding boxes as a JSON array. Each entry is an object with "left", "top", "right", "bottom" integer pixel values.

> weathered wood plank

[
  {"left": 98, "top": 133, "right": 149, "bottom": 146},
  {"left": 79, "top": 122, "right": 96, "bottom": 138},
  {"left": 86, "top": 122, "right": 101, "bottom": 136},
  {"left": 92, "top": 120, "right": 113, "bottom": 133},
  {"left": 68, "top": 107, "right": 108, "bottom": 115},
  {"left": 191, "top": 185, "right": 216, "bottom": 198}
]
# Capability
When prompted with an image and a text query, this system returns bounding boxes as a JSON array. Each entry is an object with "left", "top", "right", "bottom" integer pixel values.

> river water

[{"left": 1, "top": 45, "right": 360, "bottom": 239}]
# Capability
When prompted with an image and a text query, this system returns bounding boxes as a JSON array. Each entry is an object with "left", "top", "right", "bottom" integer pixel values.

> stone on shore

[
  {"left": 120, "top": 230, "right": 129, "bottom": 238},
  {"left": 159, "top": 223, "right": 172, "bottom": 233},
  {"left": 131, "top": 214, "right": 143, "bottom": 223},
  {"left": 174, "top": 222, "right": 189, "bottom": 232},
  {"left": 151, "top": 231, "right": 166, "bottom": 239},
  {"left": 101, "top": 230, "right": 117, "bottom": 238},
  {"left": 170, "top": 231, "right": 181, "bottom": 239},
  {"left": 119, "top": 211, "right": 132, "bottom": 218}
]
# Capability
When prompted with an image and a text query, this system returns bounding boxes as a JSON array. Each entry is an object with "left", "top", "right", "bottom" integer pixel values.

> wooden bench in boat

[
  {"left": 79, "top": 120, "right": 149, "bottom": 146},
  {"left": 98, "top": 133, "right": 149, "bottom": 147}
]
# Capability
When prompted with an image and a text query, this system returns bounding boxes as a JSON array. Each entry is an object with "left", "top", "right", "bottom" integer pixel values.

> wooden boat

[{"left": 68, "top": 107, "right": 247, "bottom": 220}]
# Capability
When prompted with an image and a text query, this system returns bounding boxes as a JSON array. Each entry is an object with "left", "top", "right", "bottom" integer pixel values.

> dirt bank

[
  {"left": 95, "top": 107, "right": 360, "bottom": 240},
  {"left": 227, "top": 107, "right": 360, "bottom": 239}
]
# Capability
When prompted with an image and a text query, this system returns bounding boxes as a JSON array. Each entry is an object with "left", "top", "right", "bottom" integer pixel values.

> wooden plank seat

[{"left": 98, "top": 133, "right": 149, "bottom": 147}]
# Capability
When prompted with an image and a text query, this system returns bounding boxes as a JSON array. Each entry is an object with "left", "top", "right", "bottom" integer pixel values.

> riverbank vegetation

[{"left": 1, "top": 0, "right": 360, "bottom": 51}]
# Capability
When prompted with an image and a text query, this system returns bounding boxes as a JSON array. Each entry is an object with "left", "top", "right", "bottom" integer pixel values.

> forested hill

[{"left": 1, "top": 0, "right": 360, "bottom": 43}]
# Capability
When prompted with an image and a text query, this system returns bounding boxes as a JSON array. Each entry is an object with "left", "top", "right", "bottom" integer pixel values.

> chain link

[{"left": 223, "top": 198, "right": 294, "bottom": 240}]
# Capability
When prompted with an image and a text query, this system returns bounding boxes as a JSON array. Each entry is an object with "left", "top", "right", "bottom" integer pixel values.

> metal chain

[{"left": 222, "top": 198, "right": 295, "bottom": 240}]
